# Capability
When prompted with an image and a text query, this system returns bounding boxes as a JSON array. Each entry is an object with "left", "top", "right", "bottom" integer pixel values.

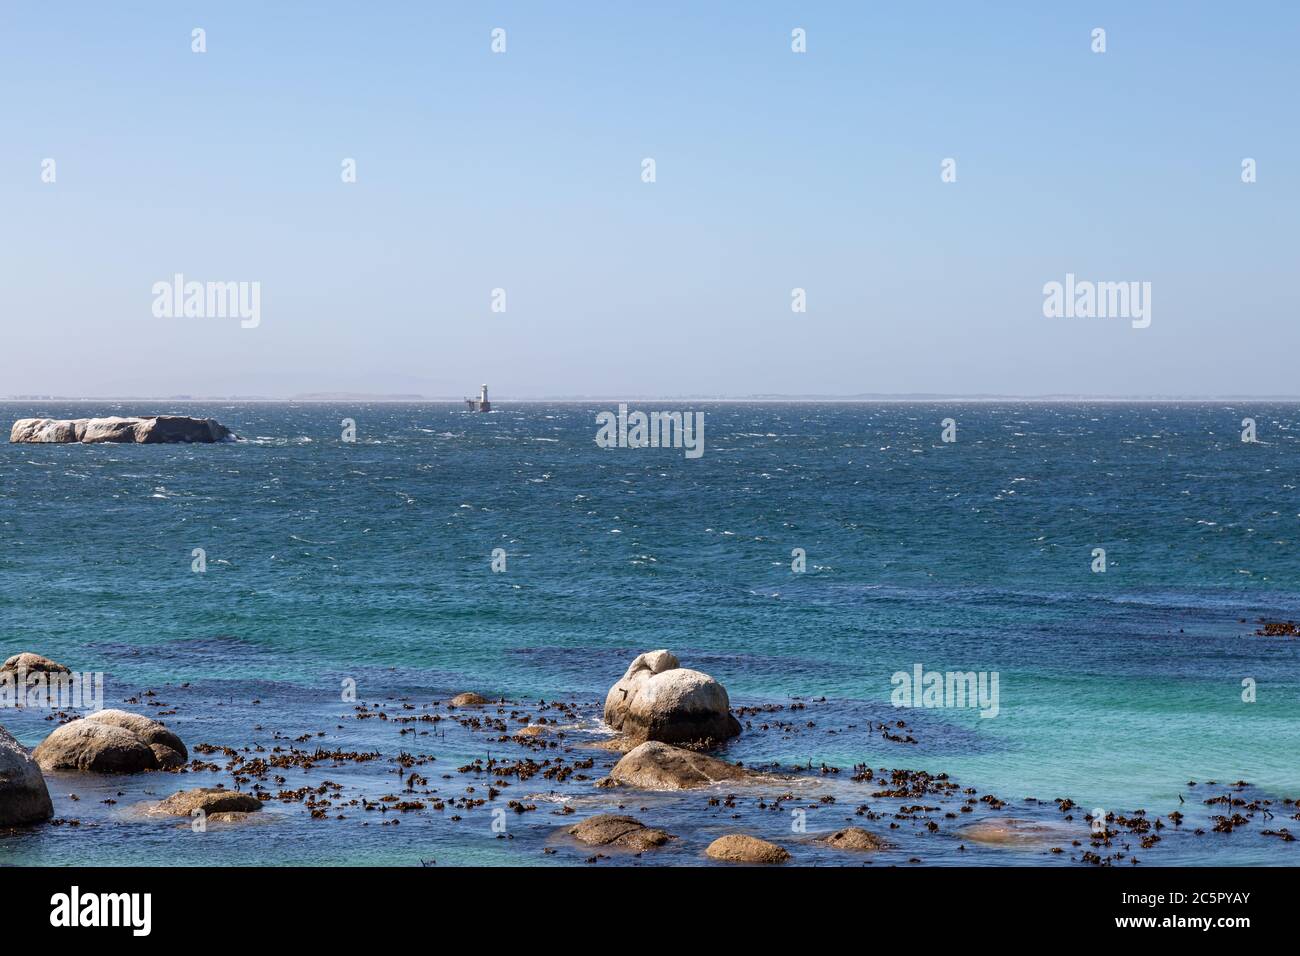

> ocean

[{"left": 2, "top": 401, "right": 1297, "bottom": 866}]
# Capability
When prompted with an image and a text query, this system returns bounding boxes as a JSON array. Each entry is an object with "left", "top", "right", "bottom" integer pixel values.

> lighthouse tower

[{"left": 465, "top": 384, "right": 491, "bottom": 412}]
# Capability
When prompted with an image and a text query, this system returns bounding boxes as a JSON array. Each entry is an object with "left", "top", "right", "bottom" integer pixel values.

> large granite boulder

[
  {"left": 33, "top": 710, "right": 188, "bottom": 773},
  {"left": 10, "top": 416, "right": 233, "bottom": 444},
  {"left": 0, "top": 725, "right": 54, "bottom": 827},
  {"left": 1, "top": 653, "right": 70, "bottom": 674},
  {"left": 705, "top": 834, "right": 790, "bottom": 864},
  {"left": 608, "top": 740, "right": 748, "bottom": 790},
  {"left": 603, "top": 650, "right": 677, "bottom": 729},
  {"left": 88, "top": 710, "right": 188, "bottom": 767},
  {"left": 603, "top": 650, "right": 740, "bottom": 746}
]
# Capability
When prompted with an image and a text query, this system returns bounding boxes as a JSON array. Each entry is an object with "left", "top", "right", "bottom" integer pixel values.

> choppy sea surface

[{"left": 1, "top": 401, "right": 1297, "bottom": 867}]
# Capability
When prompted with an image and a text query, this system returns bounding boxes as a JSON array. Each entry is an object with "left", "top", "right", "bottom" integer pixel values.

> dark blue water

[{"left": 2, "top": 402, "right": 1297, "bottom": 865}]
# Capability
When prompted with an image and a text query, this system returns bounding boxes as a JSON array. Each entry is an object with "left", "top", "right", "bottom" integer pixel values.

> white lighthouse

[{"left": 464, "top": 384, "right": 491, "bottom": 412}]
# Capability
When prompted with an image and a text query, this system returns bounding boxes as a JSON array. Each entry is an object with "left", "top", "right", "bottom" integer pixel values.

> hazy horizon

[
  {"left": 5, "top": 2, "right": 1297, "bottom": 398},
  {"left": 7, "top": 391, "right": 1300, "bottom": 403}
]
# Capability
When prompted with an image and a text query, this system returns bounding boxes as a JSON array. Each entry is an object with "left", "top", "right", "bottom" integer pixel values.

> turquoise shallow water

[{"left": 1, "top": 401, "right": 1297, "bottom": 866}]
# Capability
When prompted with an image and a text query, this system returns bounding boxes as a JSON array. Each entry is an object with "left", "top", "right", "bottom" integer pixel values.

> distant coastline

[{"left": 6, "top": 394, "right": 1300, "bottom": 404}]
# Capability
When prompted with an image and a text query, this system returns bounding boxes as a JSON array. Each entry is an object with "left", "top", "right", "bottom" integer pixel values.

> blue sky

[{"left": 3, "top": 2, "right": 1296, "bottom": 397}]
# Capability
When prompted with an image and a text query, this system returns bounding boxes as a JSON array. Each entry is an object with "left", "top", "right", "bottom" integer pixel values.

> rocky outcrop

[
  {"left": 33, "top": 710, "right": 188, "bottom": 773},
  {"left": 822, "top": 826, "right": 886, "bottom": 851},
  {"left": 567, "top": 814, "right": 673, "bottom": 850},
  {"left": 152, "top": 788, "right": 262, "bottom": 816},
  {"left": 137, "top": 416, "right": 233, "bottom": 443},
  {"left": 1, "top": 653, "right": 70, "bottom": 674},
  {"left": 10, "top": 418, "right": 81, "bottom": 443},
  {"left": 603, "top": 650, "right": 740, "bottom": 746},
  {"left": 0, "top": 725, "right": 54, "bottom": 827},
  {"left": 448, "top": 692, "right": 489, "bottom": 707},
  {"left": 705, "top": 834, "right": 790, "bottom": 864},
  {"left": 10, "top": 416, "right": 234, "bottom": 444},
  {"left": 609, "top": 740, "right": 748, "bottom": 790}
]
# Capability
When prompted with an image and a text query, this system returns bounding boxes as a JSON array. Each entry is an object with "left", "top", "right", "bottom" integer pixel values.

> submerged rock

[
  {"left": 0, "top": 725, "right": 54, "bottom": 827},
  {"left": 1, "top": 653, "right": 70, "bottom": 674},
  {"left": 152, "top": 788, "right": 262, "bottom": 817},
  {"left": 448, "top": 692, "right": 489, "bottom": 707},
  {"left": 822, "top": 826, "right": 886, "bottom": 851},
  {"left": 33, "top": 710, "right": 188, "bottom": 773},
  {"left": 567, "top": 814, "right": 673, "bottom": 850},
  {"left": 10, "top": 416, "right": 234, "bottom": 444},
  {"left": 959, "top": 817, "right": 1070, "bottom": 846},
  {"left": 705, "top": 834, "right": 790, "bottom": 864},
  {"left": 200, "top": 810, "right": 271, "bottom": 826},
  {"left": 609, "top": 740, "right": 748, "bottom": 790},
  {"left": 603, "top": 650, "right": 740, "bottom": 746}
]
